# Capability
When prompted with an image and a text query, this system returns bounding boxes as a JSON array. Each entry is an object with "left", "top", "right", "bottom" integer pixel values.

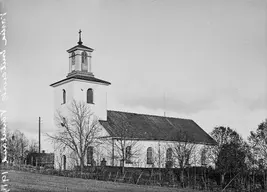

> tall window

[
  {"left": 166, "top": 148, "right": 172, "bottom": 162},
  {"left": 166, "top": 148, "right": 173, "bottom": 168},
  {"left": 125, "top": 146, "right": 131, "bottom": 164},
  {"left": 81, "top": 51, "right": 88, "bottom": 72},
  {"left": 147, "top": 147, "right": 153, "bottom": 164},
  {"left": 62, "top": 89, "right": 66, "bottom": 104},
  {"left": 71, "top": 52, "right": 75, "bottom": 71},
  {"left": 87, "top": 146, "right": 94, "bottom": 165},
  {"left": 87, "top": 88, "right": 93, "bottom": 104},
  {"left": 201, "top": 148, "right": 207, "bottom": 166}
]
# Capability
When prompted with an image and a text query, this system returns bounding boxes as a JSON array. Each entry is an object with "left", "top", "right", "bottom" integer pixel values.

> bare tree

[
  {"left": 209, "top": 126, "right": 242, "bottom": 165},
  {"left": 47, "top": 100, "right": 102, "bottom": 173},
  {"left": 7, "top": 130, "right": 29, "bottom": 165},
  {"left": 54, "top": 147, "right": 65, "bottom": 171},
  {"left": 153, "top": 141, "right": 166, "bottom": 168},
  {"left": 168, "top": 130, "right": 196, "bottom": 187},
  {"left": 28, "top": 139, "right": 39, "bottom": 153},
  {"left": 248, "top": 119, "right": 267, "bottom": 167},
  {"left": 248, "top": 119, "right": 267, "bottom": 189},
  {"left": 24, "top": 139, "right": 39, "bottom": 165},
  {"left": 209, "top": 126, "right": 244, "bottom": 186},
  {"left": 105, "top": 119, "right": 141, "bottom": 173}
]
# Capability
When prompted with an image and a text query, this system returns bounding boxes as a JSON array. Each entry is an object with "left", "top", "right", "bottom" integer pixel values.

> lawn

[{"left": 7, "top": 170, "right": 199, "bottom": 192}]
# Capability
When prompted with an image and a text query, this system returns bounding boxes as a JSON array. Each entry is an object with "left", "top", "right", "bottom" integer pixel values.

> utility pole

[
  {"left": 39, "top": 117, "right": 41, "bottom": 153},
  {"left": 163, "top": 92, "right": 166, "bottom": 117}
]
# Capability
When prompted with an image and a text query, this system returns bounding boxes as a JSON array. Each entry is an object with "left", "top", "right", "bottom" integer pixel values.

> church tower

[{"left": 50, "top": 30, "right": 111, "bottom": 120}]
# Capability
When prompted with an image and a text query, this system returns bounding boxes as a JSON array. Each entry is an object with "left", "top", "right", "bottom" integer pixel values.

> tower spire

[{"left": 78, "top": 29, "right": 83, "bottom": 45}]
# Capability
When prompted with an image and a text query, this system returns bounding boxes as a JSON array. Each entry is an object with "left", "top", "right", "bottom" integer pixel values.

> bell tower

[
  {"left": 50, "top": 30, "right": 111, "bottom": 121},
  {"left": 67, "top": 30, "right": 94, "bottom": 77}
]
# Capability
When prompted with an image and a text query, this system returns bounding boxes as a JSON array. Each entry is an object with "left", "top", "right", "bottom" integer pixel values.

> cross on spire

[{"left": 78, "top": 29, "right": 83, "bottom": 45}]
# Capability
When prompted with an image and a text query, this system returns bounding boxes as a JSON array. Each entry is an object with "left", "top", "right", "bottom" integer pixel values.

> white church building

[{"left": 50, "top": 31, "right": 216, "bottom": 170}]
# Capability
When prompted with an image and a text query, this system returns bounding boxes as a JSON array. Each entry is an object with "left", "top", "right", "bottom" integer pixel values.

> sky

[{"left": 2, "top": 0, "right": 267, "bottom": 152}]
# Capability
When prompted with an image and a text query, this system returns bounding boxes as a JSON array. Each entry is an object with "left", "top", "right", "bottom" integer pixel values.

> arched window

[
  {"left": 71, "top": 52, "right": 75, "bottom": 71},
  {"left": 147, "top": 147, "right": 153, "bottom": 164},
  {"left": 166, "top": 148, "right": 172, "bottom": 162},
  {"left": 62, "top": 89, "right": 66, "bottom": 104},
  {"left": 87, "top": 88, "right": 93, "bottom": 104},
  {"left": 87, "top": 146, "right": 94, "bottom": 165},
  {"left": 201, "top": 148, "right": 207, "bottom": 166},
  {"left": 81, "top": 51, "right": 88, "bottom": 72},
  {"left": 125, "top": 146, "right": 131, "bottom": 164}
]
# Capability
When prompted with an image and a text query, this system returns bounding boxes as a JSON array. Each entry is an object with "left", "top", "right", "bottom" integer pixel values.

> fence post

[
  {"left": 108, "top": 172, "right": 111, "bottom": 181},
  {"left": 128, "top": 172, "right": 133, "bottom": 183},
  {"left": 122, "top": 172, "right": 126, "bottom": 182},
  {"left": 172, "top": 174, "right": 175, "bottom": 188}
]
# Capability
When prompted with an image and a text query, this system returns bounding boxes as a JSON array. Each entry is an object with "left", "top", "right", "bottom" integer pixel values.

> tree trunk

[
  {"left": 80, "top": 157, "right": 84, "bottom": 173},
  {"left": 221, "top": 173, "right": 225, "bottom": 187},
  {"left": 180, "top": 169, "right": 184, "bottom": 188},
  {"left": 122, "top": 160, "right": 125, "bottom": 174}
]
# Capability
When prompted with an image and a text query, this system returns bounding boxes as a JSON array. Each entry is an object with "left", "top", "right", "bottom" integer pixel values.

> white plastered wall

[
  {"left": 97, "top": 139, "right": 213, "bottom": 168},
  {"left": 52, "top": 78, "right": 109, "bottom": 170}
]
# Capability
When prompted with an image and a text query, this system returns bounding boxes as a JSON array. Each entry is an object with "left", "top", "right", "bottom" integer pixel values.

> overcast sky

[{"left": 4, "top": 0, "right": 267, "bottom": 152}]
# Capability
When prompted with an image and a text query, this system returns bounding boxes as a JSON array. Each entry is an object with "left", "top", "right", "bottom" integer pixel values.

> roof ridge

[{"left": 107, "top": 110, "right": 193, "bottom": 121}]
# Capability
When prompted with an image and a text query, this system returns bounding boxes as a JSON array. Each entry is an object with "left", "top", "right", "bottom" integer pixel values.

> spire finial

[{"left": 78, "top": 29, "right": 83, "bottom": 45}]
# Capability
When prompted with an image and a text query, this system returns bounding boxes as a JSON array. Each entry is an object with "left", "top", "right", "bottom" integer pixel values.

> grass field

[{"left": 7, "top": 170, "right": 199, "bottom": 192}]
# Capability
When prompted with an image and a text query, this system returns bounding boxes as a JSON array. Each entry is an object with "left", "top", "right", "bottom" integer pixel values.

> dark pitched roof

[
  {"left": 50, "top": 75, "right": 111, "bottom": 87},
  {"left": 67, "top": 44, "right": 94, "bottom": 53},
  {"left": 99, "top": 110, "right": 216, "bottom": 145}
]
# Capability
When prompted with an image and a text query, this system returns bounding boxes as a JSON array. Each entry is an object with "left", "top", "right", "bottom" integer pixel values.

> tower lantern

[{"left": 66, "top": 29, "right": 95, "bottom": 77}]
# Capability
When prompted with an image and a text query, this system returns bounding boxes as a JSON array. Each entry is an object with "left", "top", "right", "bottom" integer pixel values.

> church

[{"left": 50, "top": 31, "right": 216, "bottom": 170}]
